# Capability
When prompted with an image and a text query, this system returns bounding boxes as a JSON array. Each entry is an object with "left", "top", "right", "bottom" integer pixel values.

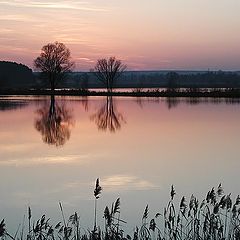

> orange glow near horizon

[{"left": 0, "top": 0, "right": 240, "bottom": 71}]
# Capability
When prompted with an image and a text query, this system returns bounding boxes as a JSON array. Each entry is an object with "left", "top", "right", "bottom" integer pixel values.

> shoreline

[{"left": 1, "top": 88, "right": 240, "bottom": 98}]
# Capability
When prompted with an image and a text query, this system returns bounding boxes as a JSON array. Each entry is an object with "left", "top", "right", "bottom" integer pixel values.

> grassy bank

[
  {"left": 1, "top": 88, "right": 240, "bottom": 98},
  {"left": 1, "top": 184, "right": 240, "bottom": 240}
]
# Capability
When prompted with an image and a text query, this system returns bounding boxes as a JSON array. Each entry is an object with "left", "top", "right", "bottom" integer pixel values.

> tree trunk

[{"left": 51, "top": 80, "right": 55, "bottom": 94}]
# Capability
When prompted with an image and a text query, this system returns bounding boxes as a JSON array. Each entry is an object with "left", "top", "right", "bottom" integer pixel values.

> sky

[{"left": 0, "top": 0, "right": 240, "bottom": 71}]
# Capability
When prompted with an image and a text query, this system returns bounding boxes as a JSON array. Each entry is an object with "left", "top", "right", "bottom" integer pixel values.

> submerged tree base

[{"left": 1, "top": 184, "right": 240, "bottom": 240}]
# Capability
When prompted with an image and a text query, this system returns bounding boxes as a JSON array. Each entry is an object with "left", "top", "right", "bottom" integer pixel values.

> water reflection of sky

[{"left": 0, "top": 96, "right": 240, "bottom": 234}]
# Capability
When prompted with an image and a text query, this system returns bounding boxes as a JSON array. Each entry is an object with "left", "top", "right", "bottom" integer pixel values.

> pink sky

[{"left": 0, "top": 0, "right": 240, "bottom": 71}]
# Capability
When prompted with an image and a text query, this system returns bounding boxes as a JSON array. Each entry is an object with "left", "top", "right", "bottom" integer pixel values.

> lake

[{"left": 0, "top": 96, "right": 240, "bottom": 235}]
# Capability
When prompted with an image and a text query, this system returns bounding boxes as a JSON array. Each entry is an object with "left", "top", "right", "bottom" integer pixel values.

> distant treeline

[
  {"left": 0, "top": 61, "right": 34, "bottom": 88},
  {"left": 64, "top": 71, "right": 240, "bottom": 89},
  {"left": 1, "top": 61, "right": 240, "bottom": 90}
]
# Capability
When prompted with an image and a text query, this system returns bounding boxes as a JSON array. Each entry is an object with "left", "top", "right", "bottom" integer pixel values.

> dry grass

[{"left": 1, "top": 183, "right": 240, "bottom": 240}]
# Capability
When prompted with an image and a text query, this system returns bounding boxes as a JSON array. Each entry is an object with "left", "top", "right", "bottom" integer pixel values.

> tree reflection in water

[
  {"left": 81, "top": 96, "right": 89, "bottom": 112},
  {"left": 90, "top": 96, "right": 125, "bottom": 133},
  {"left": 35, "top": 96, "right": 74, "bottom": 146},
  {"left": 166, "top": 97, "right": 180, "bottom": 109},
  {"left": 0, "top": 100, "right": 28, "bottom": 111}
]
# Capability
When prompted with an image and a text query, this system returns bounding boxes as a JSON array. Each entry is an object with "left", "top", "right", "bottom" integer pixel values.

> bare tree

[
  {"left": 92, "top": 57, "right": 126, "bottom": 93},
  {"left": 34, "top": 42, "right": 74, "bottom": 92}
]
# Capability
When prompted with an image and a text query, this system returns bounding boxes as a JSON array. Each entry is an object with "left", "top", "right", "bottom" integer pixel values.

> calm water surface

[{"left": 0, "top": 96, "right": 240, "bottom": 233}]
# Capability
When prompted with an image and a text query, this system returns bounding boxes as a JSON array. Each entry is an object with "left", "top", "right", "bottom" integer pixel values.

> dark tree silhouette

[
  {"left": 90, "top": 96, "right": 125, "bottom": 133},
  {"left": 91, "top": 57, "right": 126, "bottom": 93},
  {"left": 166, "top": 71, "right": 179, "bottom": 92},
  {"left": 34, "top": 42, "right": 74, "bottom": 92},
  {"left": 80, "top": 73, "right": 89, "bottom": 90},
  {"left": 0, "top": 61, "right": 34, "bottom": 89},
  {"left": 35, "top": 96, "right": 74, "bottom": 146}
]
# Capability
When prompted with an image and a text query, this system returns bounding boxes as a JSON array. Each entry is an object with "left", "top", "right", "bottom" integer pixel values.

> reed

[
  {"left": 93, "top": 178, "right": 102, "bottom": 239},
  {"left": 1, "top": 183, "right": 240, "bottom": 240}
]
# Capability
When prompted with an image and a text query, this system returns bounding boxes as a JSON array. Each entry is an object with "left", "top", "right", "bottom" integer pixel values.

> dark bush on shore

[{"left": 0, "top": 61, "right": 34, "bottom": 89}]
